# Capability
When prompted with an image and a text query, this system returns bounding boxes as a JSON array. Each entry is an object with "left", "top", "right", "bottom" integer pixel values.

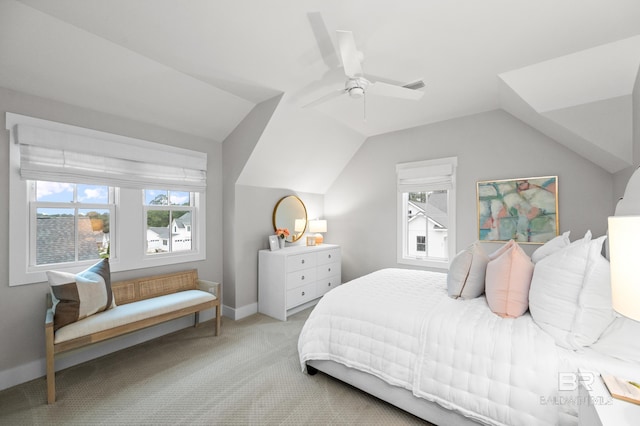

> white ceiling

[{"left": 1, "top": 0, "right": 640, "bottom": 193}]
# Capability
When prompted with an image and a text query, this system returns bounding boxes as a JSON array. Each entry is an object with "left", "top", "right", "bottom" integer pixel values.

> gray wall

[
  {"left": 221, "top": 95, "right": 325, "bottom": 318},
  {"left": 325, "top": 109, "right": 614, "bottom": 282},
  {"left": 613, "top": 66, "right": 640, "bottom": 200},
  {"left": 0, "top": 86, "right": 223, "bottom": 390},
  {"left": 222, "top": 94, "right": 282, "bottom": 312}
]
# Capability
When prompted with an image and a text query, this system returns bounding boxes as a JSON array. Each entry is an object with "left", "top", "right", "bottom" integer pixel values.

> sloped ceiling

[
  {"left": 499, "top": 36, "right": 640, "bottom": 173},
  {"left": 1, "top": 1, "right": 639, "bottom": 193}
]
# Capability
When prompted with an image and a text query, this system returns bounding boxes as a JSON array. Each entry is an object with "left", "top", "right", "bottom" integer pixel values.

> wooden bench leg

[
  {"left": 215, "top": 303, "right": 221, "bottom": 336},
  {"left": 194, "top": 306, "right": 220, "bottom": 335},
  {"left": 46, "top": 325, "right": 55, "bottom": 404}
]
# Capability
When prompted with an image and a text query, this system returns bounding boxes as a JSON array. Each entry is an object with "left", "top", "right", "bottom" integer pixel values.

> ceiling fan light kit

[
  {"left": 304, "top": 30, "right": 425, "bottom": 117},
  {"left": 346, "top": 78, "right": 368, "bottom": 98}
]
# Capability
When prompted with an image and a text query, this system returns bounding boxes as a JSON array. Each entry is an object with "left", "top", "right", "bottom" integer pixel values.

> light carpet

[{"left": 0, "top": 308, "right": 430, "bottom": 425}]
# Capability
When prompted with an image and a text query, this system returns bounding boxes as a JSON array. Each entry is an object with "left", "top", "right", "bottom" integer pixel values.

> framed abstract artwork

[{"left": 477, "top": 176, "right": 558, "bottom": 244}]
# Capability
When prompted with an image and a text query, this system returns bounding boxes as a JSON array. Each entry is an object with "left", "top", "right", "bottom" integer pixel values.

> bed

[{"left": 298, "top": 169, "right": 640, "bottom": 426}]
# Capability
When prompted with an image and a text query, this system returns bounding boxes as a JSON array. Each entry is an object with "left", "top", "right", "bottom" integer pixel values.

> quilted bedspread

[{"left": 298, "top": 268, "right": 562, "bottom": 426}]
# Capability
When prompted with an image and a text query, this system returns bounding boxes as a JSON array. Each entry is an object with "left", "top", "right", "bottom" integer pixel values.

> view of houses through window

[
  {"left": 397, "top": 156, "right": 455, "bottom": 268},
  {"left": 145, "top": 190, "right": 194, "bottom": 254},
  {"left": 31, "top": 182, "right": 197, "bottom": 267},
  {"left": 404, "top": 190, "right": 448, "bottom": 260},
  {"left": 33, "top": 181, "right": 112, "bottom": 266}
]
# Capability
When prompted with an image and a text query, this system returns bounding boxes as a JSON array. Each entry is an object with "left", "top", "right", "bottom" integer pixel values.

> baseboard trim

[
  {"left": 0, "top": 310, "right": 217, "bottom": 392},
  {"left": 0, "top": 358, "right": 43, "bottom": 392},
  {"left": 222, "top": 302, "right": 257, "bottom": 320}
]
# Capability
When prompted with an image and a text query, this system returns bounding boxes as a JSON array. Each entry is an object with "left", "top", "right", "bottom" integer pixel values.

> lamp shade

[
  {"left": 309, "top": 220, "right": 327, "bottom": 233},
  {"left": 608, "top": 216, "right": 640, "bottom": 321}
]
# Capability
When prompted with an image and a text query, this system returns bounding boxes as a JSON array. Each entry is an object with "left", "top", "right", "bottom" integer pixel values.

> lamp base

[{"left": 314, "top": 233, "right": 324, "bottom": 244}]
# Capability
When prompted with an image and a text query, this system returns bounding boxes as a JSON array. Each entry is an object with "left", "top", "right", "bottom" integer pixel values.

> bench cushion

[{"left": 54, "top": 289, "right": 215, "bottom": 344}]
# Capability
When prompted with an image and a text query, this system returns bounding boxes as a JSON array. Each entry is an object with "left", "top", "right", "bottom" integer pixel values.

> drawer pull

[
  {"left": 301, "top": 259, "right": 305, "bottom": 264},
  {"left": 301, "top": 291, "right": 305, "bottom": 296},
  {"left": 328, "top": 267, "right": 331, "bottom": 272},
  {"left": 328, "top": 282, "right": 331, "bottom": 287},
  {"left": 301, "top": 275, "right": 305, "bottom": 280},
  {"left": 328, "top": 254, "right": 331, "bottom": 259}
]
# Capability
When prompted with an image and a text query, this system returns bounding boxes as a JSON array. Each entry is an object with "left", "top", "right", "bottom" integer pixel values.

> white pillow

[
  {"left": 571, "top": 229, "right": 592, "bottom": 246},
  {"left": 447, "top": 241, "right": 489, "bottom": 299},
  {"left": 569, "top": 240, "right": 616, "bottom": 348},
  {"left": 529, "top": 235, "right": 614, "bottom": 349},
  {"left": 531, "top": 231, "right": 570, "bottom": 264}
]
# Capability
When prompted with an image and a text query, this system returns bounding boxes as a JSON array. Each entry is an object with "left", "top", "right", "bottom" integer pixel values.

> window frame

[
  {"left": 396, "top": 157, "right": 457, "bottom": 270},
  {"left": 7, "top": 113, "right": 207, "bottom": 286},
  {"left": 143, "top": 189, "right": 197, "bottom": 257},
  {"left": 28, "top": 181, "right": 117, "bottom": 271}
]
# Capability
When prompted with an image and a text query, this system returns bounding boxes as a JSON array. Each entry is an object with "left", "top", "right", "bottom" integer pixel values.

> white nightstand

[{"left": 578, "top": 370, "right": 640, "bottom": 426}]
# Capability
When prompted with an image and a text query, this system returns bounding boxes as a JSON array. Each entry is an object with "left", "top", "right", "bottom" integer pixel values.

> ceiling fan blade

[
  {"left": 336, "top": 30, "right": 363, "bottom": 78},
  {"left": 307, "top": 12, "right": 340, "bottom": 69},
  {"left": 403, "top": 79, "right": 426, "bottom": 90},
  {"left": 366, "top": 74, "right": 426, "bottom": 90},
  {"left": 368, "top": 81, "right": 424, "bottom": 100},
  {"left": 302, "top": 89, "right": 346, "bottom": 108}
]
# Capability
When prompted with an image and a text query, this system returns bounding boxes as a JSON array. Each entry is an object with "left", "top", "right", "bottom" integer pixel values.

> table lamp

[
  {"left": 608, "top": 216, "right": 640, "bottom": 321},
  {"left": 309, "top": 219, "right": 327, "bottom": 245}
]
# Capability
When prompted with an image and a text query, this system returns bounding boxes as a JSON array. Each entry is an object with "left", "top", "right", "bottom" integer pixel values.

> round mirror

[{"left": 273, "top": 195, "right": 308, "bottom": 243}]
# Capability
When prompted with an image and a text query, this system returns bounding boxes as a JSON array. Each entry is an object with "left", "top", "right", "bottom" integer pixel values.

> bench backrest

[{"left": 112, "top": 269, "right": 199, "bottom": 305}]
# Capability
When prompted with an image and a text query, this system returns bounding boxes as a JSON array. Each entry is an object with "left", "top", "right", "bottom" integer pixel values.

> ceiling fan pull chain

[{"left": 363, "top": 90, "right": 367, "bottom": 122}]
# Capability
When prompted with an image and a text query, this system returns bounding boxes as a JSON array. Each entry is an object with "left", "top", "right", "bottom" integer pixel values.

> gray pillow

[{"left": 447, "top": 241, "right": 489, "bottom": 299}]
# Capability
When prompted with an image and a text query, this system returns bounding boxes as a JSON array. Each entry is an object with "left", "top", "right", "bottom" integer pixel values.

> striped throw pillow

[{"left": 47, "top": 258, "right": 115, "bottom": 331}]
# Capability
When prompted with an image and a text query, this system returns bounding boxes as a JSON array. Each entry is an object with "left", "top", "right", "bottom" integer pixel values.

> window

[
  {"left": 397, "top": 157, "right": 457, "bottom": 269},
  {"left": 31, "top": 181, "right": 115, "bottom": 267},
  {"left": 7, "top": 112, "right": 208, "bottom": 286},
  {"left": 144, "top": 190, "right": 195, "bottom": 255}
]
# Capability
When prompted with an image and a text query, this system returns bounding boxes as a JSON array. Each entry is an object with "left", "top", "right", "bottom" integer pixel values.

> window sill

[
  {"left": 11, "top": 250, "right": 205, "bottom": 286},
  {"left": 397, "top": 257, "right": 449, "bottom": 270}
]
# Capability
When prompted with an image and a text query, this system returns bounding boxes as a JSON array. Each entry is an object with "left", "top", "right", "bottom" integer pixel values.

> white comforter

[{"left": 298, "top": 268, "right": 562, "bottom": 426}]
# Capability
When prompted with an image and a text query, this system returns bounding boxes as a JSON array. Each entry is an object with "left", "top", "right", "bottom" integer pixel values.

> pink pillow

[
  {"left": 488, "top": 239, "right": 516, "bottom": 260},
  {"left": 485, "top": 241, "right": 534, "bottom": 318}
]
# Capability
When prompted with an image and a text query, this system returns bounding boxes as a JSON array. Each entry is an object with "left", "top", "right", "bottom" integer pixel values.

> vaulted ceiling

[{"left": 1, "top": 1, "right": 639, "bottom": 193}]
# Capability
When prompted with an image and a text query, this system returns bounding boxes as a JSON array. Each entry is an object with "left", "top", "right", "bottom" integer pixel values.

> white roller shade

[
  {"left": 14, "top": 123, "right": 207, "bottom": 191},
  {"left": 396, "top": 158, "right": 456, "bottom": 193}
]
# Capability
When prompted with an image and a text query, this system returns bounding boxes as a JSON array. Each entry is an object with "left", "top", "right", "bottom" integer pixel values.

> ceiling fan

[{"left": 303, "top": 30, "right": 425, "bottom": 116}]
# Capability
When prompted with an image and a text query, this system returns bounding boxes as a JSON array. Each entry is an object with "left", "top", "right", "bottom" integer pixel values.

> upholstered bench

[{"left": 45, "top": 268, "right": 221, "bottom": 404}]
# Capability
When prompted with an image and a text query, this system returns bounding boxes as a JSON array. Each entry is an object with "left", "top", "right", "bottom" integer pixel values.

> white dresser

[{"left": 258, "top": 244, "right": 341, "bottom": 321}]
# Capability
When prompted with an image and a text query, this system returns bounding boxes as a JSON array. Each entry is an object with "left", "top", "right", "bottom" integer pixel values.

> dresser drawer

[
  {"left": 317, "top": 248, "right": 340, "bottom": 266},
  {"left": 316, "top": 262, "right": 340, "bottom": 280},
  {"left": 316, "top": 275, "right": 340, "bottom": 297},
  {"left": 286, "top": 268, "right": 316, "bottom": 290},
  {"left": 286, "top": 253, "right": 317, "bottom": 272},
  {"left": 286, "top": 282, "right": 316, "bottom": 309}
]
